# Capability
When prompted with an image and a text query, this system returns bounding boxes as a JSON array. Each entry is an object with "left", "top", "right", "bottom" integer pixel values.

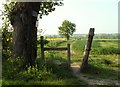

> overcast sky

[{"left": 0, "top": 0, "right": 119, "bottom": 35}]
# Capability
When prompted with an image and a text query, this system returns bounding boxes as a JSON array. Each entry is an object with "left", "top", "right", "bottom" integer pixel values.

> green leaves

[
  {"left": 58, "top": 20, "right": 76, "bottom": 40},
  {"left": 39, "top": 2, "right": 63, "bottom": 19},
  {"left": 3, "top": 1, "right": 63, "bottom": 23}
]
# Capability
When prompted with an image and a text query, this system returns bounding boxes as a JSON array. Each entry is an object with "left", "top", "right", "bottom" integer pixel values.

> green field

[
  {"left": 2, "top": 38, "right": 120, "bottom": 86},
  {"left": 50, "top": 38, "right": 119, "bottom": 80},
  {"left": 39, "top": 38, "right": 120, "bottom": 80},
  {"left": 72, "top": 39, "right": 119, "bottom": 55}
]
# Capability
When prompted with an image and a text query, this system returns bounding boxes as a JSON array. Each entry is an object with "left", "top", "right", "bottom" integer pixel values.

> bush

[{"left": 16, "top": 66, "right": 54, "bottom": 81}]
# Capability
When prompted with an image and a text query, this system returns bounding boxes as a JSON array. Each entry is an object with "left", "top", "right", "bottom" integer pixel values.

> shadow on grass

[
  {"left": 80, "top": 63, "right": 119, "bottom": 80},
  {"left": 44, "top": 57, "right": 88, "bottom": 85}
]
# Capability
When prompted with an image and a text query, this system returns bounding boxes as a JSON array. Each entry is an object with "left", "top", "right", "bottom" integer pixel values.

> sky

[
  {"left": 38, "top": 0, "right": 119, "bottom": 35},
  {"left": 0, "top": 0, "right": 119, "bottom": 35}
]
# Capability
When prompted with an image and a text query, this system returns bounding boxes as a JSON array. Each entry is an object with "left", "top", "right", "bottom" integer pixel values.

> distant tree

[{"left": 58, "top": 20, "right": 76, "bottom": 40}]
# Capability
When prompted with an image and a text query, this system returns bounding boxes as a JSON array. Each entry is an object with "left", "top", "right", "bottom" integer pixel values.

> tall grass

[
  {"left": 2, "top": 56, "right": 87, "bottom": 85},
  {"left": 2, "top": 38, "right": 88, "bottom": 85}
]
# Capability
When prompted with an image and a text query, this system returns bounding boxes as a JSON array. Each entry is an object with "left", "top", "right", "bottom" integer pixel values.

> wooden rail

[
  {"left": 44, "top": 47, "right": 68, "bottom": 51},
  {"left": 40, "top": 36, "right": 70, "bottom": 67}
]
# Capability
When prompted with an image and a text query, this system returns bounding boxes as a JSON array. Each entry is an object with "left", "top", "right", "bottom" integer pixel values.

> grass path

[{"left": 70, "top": 62, "right": 119, "bottom": 86}]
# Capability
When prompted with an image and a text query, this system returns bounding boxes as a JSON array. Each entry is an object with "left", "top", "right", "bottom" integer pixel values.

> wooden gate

[{"left": 40, "top": 36, "right": 71, "bottom": 67}]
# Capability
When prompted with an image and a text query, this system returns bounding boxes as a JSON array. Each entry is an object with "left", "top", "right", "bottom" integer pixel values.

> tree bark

[
  {"left": 66, "top": 34, "right": 69, "bottom": 40},
  {"left": 11, "top": 2, "right": 40, "bottom": 66}
]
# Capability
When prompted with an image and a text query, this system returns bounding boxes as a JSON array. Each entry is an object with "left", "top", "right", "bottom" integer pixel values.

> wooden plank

[
  {"left": 67, "top": 44, "right": 70, "bottom": 67},
  {"left": 44, "top": 47, "right": 67, "bottom": 51},
  {"left": 40, "top": 36, "right": 44, "bottom": 62}
]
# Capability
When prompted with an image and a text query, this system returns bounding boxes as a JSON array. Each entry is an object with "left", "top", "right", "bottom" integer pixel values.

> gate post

[
  {"left": 40, "top": 36, "right": 44, "bottom": 62},
  {"left": 67, "top": 41, "right": 70, "bottom": 67},
  {"left": 80, "top": 28, "right": 95, "bottom": 71}
]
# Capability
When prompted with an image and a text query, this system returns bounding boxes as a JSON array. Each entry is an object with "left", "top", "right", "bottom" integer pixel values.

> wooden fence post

[
  {"left": 40, "top": 36, "right": 71, "bottom": 67},
  {"left": 40, "top": 36, "right": 44, "bottom": 62},
  {"left": 80, "top": 28, "right": 95, "bottom": 71},
  {"left": 67, "top": 41, "right": 70, "bottom": 67}
]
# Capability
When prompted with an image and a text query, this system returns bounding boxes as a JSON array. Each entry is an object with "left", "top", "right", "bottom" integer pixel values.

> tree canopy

[
  {"left": 58, "top": 20, "right": 76, "bottom": 40},
  {"left": 2, "top": 1, "right": 63, "bottom": 25},
  {"left": 2, "top": 1, "right": 63, "bottom": 66}
]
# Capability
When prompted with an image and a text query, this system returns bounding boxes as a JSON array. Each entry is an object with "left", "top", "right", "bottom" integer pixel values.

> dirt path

[{"left": 71, "top": 62, "right": 119, "bottom": 86}]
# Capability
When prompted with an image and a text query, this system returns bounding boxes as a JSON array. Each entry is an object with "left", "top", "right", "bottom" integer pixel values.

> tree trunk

[
  {"left": 66, "top": 34, "right": 69, "bottom": 40},
  {"left": 11, "top": 2, "right": 40, "bottom": 66}
]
